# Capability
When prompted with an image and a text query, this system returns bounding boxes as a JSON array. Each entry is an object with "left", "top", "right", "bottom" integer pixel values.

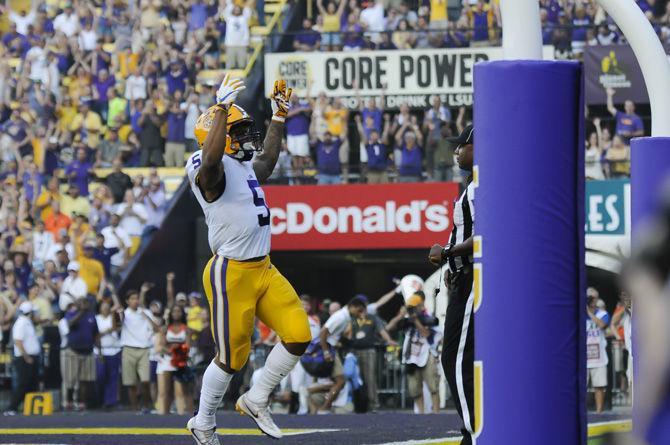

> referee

[{"left": 428, "top": 124, "right": 475, "bottom": 445}]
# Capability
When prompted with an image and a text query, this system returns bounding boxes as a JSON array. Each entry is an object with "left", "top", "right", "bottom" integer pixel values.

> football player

[{"left": 185, "top": 75, "right": 311, "bottom": 445}]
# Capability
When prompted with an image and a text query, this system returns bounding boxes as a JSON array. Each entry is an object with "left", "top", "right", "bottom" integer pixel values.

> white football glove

[
  {"left": 270, "top": 79, "right": 292, "bottom": 120},
  {"left": 216, "top": 73, "right": 246, "bottom": 107}
]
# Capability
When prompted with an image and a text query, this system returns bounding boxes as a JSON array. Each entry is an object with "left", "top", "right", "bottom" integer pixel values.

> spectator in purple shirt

[
  {"left": 443, "top": 21, "right": 468, "bottom": 48},
  {"left": 293, "top": 19, "right": 321, "bottom": 51},
  {"left": 606, "top": 88, "right": 645, "bottom": 142},
  {"left": 165, "top": 97, "right": 187, "bottom": 168},
  {"left": 63, "top": 297, "right": 100, "bottom": 410},
  {"left": 356, "top": 113, "right": 392, "bottom": 184},
  {"left": 395, "top": 118, "right": 424, "bottom": 183},
  {"left": 2, "top": 111, "right": 32, "bottom": 156},
  {"left": 342, "top": 24, "right": 365, "bottom": 51},
  {"left": 313, "top": 132, "right": 342, "bottom": 185},
  {"left": 166, "top": 61, "right": 189, "bottom": 95},
  {"left": 377, "top": 32, "right": 397, "bottom": 50},
  {"left": 540, "top": 0, "right": 562, "bottom": 24},
  {"left": 189, "top": 0, "right": 208, "bottom": 33},
  {"left": 92, "top": 69, "right": 115, "bottom": 120},
  {"left": 22, "top": 161, "right": 43, "bottom": 204},
  {"left": 65, "top": 148, "right": 94, "bottom": 197},
  {"left": 285, "top": 94, "right": 312, "bottom": 183},
  {"left": 2, "top": 23, "right": 29, "bottom": 57},
  {"left": 93, "top": 233, "right": 118, "bottom": 278},
  {"left": 359, "top": 97, "right": 383, "bottom": 136}
]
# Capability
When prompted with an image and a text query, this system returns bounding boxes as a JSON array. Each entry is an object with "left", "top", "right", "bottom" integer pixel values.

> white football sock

[
  {"left": 195, "top": 360, "right": 234, "bottom": 430},
  {"left": 247, "top": 343, "right": 300, "bottom": 405}
]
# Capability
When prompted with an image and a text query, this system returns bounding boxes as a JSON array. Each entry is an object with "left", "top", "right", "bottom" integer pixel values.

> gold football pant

[{"left": 203, "top": 255, "right": 311, "bottom": 370}]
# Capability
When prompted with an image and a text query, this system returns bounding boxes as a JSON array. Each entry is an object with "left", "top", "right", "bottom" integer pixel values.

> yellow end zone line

[
  {"left": 588, "top": 419, "right": 633, "bottom": 437},
  {"left": 379, "top": 420, "right": 633, "bottom": 445},
  {"left": 0, "top": 420, "right": 630, "bottom": 441},
  {"left": 0, "top": 427, "right": 340, "bottom": 436}
]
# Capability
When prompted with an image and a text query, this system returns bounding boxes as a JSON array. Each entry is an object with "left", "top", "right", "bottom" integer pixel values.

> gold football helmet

[{"left": 194, "top": 104, "right": 262, "bottom": 161}]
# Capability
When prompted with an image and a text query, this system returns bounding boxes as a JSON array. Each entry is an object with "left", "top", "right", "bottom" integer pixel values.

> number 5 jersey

[{"left": 186, "top": 151, "right": 271, "bottom": 260}]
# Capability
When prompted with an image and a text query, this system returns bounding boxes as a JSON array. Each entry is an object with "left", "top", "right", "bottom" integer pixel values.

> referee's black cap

[{"left": 446, "top": 124, "right": 474, "bottom": 146}]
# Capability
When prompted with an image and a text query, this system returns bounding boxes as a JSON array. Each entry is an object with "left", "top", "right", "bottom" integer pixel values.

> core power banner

[
  {"left": 263, "top": 182, "right": 459, "bottom": 250},
  {"left": 264, "top": 46, "right": 554, "bottom": 109}
]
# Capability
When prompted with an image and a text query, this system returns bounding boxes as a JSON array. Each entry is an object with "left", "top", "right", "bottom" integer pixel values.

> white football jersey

[{"left": 185, "top": 151, "right": 271, "bottom": 260}]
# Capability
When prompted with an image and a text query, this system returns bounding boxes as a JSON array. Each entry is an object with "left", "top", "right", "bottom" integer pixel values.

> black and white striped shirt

[{"left": 448, "top": 180, "right": 475, "bottom": 272}]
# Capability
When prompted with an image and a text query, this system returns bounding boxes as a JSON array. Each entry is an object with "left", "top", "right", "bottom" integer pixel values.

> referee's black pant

[{"left": 442, "top": 265, "right": 474, "bottom": 445}]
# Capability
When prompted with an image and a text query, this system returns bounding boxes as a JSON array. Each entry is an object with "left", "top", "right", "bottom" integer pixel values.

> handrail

[{"left": 242, "top": 0, "right": 287, "bottom": 77}]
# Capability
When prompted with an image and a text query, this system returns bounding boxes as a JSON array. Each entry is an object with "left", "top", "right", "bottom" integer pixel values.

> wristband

[
  {"left": 441, "top": 244, "right": 453, "bottom": 260},
  {"left": 215, "top": 103, "right": 231, "bottom": 113},
  {"left": 271, "top": 115, "right": 286, "bottom": 123}
]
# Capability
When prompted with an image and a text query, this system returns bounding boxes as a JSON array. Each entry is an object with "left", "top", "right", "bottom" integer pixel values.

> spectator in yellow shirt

[
  {"left": 57, "top": 96, "right": 78, "bottom": 133},
  {"left": 35, "top": 177, "right": 62, "bottom": 221},
  {"left": 430, "top": 0, "right": 449, "bottom": 30},
  {"left": 76, "top": 240, "right": 106, "bottom": 299},
  {"left": 186, "top": 292, "right": 204, "bottom": 333},
  {"left": 60, "top": 184, "right": 91, "bottom": 219},
  {"left": 324, "top": 98, "right": 349, "bottom": 138},
  {"left": 69, "top": 101, "right": 103, "bottom": 149}
]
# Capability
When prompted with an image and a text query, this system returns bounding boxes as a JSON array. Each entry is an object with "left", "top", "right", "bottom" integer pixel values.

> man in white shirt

[
  {"left": 224, "top": 3, "right": 252, "bottom": 69},
  {"left": 124, "top": 67, "right": 148, "bottom": 101},
  {"left": 101, "top": 213, "right": 133, "bottom": 276},
  {"left": 25, "top": 38, "right": 48, "bottom": 83},
  {"left": 53, "top": 4, "right": 80, "bottom": 38},
  {"left": 139, "top": 177, "right": 166, "bottom": 230},
  {"left": 5, "top": 302, "right": 41, "bottom": 414},
  {"left": 96, "top": 301, "right": 122, "bottom": 408},
  {"left": 586, "top": 288, "right": 610, "bottom": 414},
  {"left": 360, "top": 0, "right": 385, "bottom": 42},
  {"left": 9, "top": 2, "right": 37, "bottom": 35},
  {"left": 59, "top": 261, "right": 88, "bottom": 312},
  {"left": 115, "top": 189, "right": 148, "bottom": 237},
  {"left": 316, "top": 297, "right": 366, "bottom": 412},
  {"left": 33, "top": 220, "right": 55, "bottom": 264},
  {"left": 183, "top": 93, "right": 205, "bottom": 152},
  {"left": 120, "top": 289, "right": 159, "bottom": 412}
]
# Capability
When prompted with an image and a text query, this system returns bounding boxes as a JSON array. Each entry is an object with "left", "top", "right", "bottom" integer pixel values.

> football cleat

[
  {"left": 187, "top": 416, "right": 221, "bottom": 445},
  {"left": 235, "top": 392, "right": 283, "bottom": 439}
]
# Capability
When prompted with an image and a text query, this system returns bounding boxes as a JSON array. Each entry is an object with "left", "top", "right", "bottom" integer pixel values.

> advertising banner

[
  {"left": 264, "top": 182, "right": 460, "bottom": 250},
  {"left": 584, "top": 44, "right": 670, "bottom": 105},
  {"left": 585, "top": 179, "right": 631, "bottom": 270},
  {"left": 264, "top": 46, "right": 554, "bottom": 109}
]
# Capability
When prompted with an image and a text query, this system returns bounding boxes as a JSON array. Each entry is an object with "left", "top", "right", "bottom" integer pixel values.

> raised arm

[
  {"left": 354, "top": 114, "right": 368, "bottom": 145},
  {"left": 606, "top": 88, "right": 618, "bottom": 117},
  {"left": 336, "top": 0, "right": 347, "bottom": 17},
  {"left": 253, "top": 79, "right": 292, "bottom": 183},
  {"left": 199, "top": 74, "right": 246, "bottom": 200},
  {"left": 395, "top": 122, "right": 408, "bottom": 146},
  {"left": 316, "top": 0, "right": 327, "bottom": 16}
]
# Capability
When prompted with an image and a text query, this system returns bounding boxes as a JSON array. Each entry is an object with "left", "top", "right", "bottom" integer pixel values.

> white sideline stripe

[
  {"left": 283, "top": 428, "right": 344, "bottom": 436},
  {"left": 589, "top": 420, "right": 631, "bottom": 427},
  {"left": 455, "top": 289, "right": 475, "bottom": 433}
]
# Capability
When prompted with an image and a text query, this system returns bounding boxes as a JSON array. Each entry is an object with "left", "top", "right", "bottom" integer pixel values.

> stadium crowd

[
  {"left": 0, "top": 0, "right": 645, "bottom": 186},
  {"left": 293, "top": 0, "right": 670, "bottom": 56}
]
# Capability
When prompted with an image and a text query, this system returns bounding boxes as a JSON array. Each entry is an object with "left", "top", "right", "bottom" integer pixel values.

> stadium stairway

[{"left": 116, "top": 177, "right": 202, "bottom": 301}]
